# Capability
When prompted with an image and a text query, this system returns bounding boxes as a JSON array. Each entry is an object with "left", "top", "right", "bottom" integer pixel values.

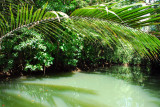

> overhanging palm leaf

[
  {"left": 70, "top": 17, "right": 160, "bottom": 59},
  {"left": 0, "top": 2, "right": 160, "bottom": 59},
  {"left": 71, "top": 3, "right": 160, "bottom": 28},
  {"left": 0, "top": 3, "right": 68, "bottom": 42},
  {"left": 69, "top": 2, "right": 160, "bottom": 58}
]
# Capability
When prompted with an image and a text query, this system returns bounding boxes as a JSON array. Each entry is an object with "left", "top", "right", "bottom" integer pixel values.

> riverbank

[{"left": 0, "top": 62, "right": 159, "bottom": 82}]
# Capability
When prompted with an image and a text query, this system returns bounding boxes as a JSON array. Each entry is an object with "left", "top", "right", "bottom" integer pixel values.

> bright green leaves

[
  {"left": 38, "top": 2, "right": 48, "bottom": 21},
  {"left": 71, "top": 3, "right": 160, "bottom": 28},
  {"left": 32, "top": 9, "right": 40, "bottom": 22},
  {"left": 26, "top": 5, "right": 29, "bottom": 24},
  {"left": 0, "top": 1, "right": 160, "bottom": 73},
  {"left": 29, "top": 6, "right": 33, "bottom": 24},
  {"left": 0, "top": 13, "right": 9, "bottom": 36},
  {"left": 12, "top": 28, "right": 55, "bottom": 71},
  {"left": 16, "top": 5, "right": 20, "bottom": 28},
  {"left": 0, "top": 3, "right": 68, "bottom": 41},
  {"left": 9, "top": 4, "right": 15, "bottom": 31},
  {"left": 20, "top": 6, "right": 23, "bottom": 26},
  {"left": 69, "top": 2, "right": 160, "bottom": 58},
  {"left": 70, "top": 17, "right": 160, "bottom": 59}
]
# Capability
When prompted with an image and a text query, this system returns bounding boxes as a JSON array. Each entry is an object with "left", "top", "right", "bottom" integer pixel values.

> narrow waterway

[{"left": 0, "top": 66, "right": 160, "bottom": 107}]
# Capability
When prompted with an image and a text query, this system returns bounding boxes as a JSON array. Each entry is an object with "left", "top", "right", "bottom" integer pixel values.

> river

[{"left": 0, "top": 66, "right": 160, "bottom": 107}]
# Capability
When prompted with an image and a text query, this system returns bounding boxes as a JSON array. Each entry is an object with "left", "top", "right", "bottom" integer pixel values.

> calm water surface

[{"left": 0, "top": 66, "right": 160, "bottom": 107}]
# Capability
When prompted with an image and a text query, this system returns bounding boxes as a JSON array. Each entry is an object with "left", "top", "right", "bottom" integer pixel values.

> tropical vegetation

[{"left": 0, "top": 0, "right": 160, "bottom": 75}]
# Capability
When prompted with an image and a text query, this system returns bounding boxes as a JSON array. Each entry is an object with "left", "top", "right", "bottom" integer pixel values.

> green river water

[{"left": 0, "top": 66, "right": 160, "bottom": 107}]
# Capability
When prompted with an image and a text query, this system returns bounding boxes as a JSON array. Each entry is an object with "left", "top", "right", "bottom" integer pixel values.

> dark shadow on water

[
  {"left": 0, "top": 71, "right": 75, "bottom": 84},
  {"left": 142, "top": 75, "right": 160, "bottom": 99},
  {"left": 0, "top": 76, "right": 104, "bottom": 107}
]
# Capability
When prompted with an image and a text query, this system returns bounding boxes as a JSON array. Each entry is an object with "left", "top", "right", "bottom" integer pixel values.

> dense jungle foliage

[{"left": 0, "top": 0, "right": 160, "bottom": 75}]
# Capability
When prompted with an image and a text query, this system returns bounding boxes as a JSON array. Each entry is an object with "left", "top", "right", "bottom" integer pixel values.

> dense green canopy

[{"left": 0, "top": 0, "right": 160, "bottom": 72}]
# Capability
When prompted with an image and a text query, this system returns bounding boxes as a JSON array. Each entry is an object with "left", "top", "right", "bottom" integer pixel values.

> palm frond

[
  {"left": 70, "top": 3, "right": 160, "bottom": 28},
  {"left": 0, "top": 2, "right": 160, "bottom": 59},
  {"left": 70, "top": 17, "right": 160, "bottom": 59},
  {"left": 0, "top": 3, "right": 67, "bottom": 42}
]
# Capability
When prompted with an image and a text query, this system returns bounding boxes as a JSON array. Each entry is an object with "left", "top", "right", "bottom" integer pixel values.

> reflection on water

[
  {"left": 0, "top": 66, "right": 160, "bottom": 107},
  {"left": 95, "top": 66, "right": 150, "bottom": 85}
]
